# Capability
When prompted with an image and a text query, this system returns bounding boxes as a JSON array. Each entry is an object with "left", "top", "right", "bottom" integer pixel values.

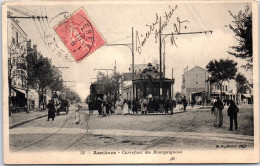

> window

[
  {"left": 16, "top": 32, "right": 19, "bottom": 45},
  {"left": 12, "top": 37, "right": 15, "bottom": 45},
  {"left": 225, "top": 85, "right": 228, "bottom": 91}
]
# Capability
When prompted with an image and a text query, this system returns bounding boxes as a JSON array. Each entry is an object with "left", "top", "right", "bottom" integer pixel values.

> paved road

[{"left": 9, "top": 105, "right": 254, "bottom": 152}]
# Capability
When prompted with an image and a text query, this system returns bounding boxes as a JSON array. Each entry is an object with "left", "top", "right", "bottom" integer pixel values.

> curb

[{"left": 9, "top": 114, "right": 48, "bottom": 129}]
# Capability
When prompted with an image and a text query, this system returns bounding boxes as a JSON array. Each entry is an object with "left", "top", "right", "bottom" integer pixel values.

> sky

[{"left": 7, "top": 2, "right": 253, "bottom": 101}]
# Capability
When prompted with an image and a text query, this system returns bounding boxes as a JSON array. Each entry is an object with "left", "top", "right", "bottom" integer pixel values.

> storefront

[{"left": 10, "top": 87, "right": 27, "bottom": 112}]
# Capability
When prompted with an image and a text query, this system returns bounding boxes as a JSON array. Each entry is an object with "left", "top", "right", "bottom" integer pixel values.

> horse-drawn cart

[{"left": 56, "top": 99, "right": 69, "bottom": 115}]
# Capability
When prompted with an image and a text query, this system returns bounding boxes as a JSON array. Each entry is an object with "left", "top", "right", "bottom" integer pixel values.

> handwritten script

[{"left": 136, "top": 5, "right": 189, "bottom": 54}]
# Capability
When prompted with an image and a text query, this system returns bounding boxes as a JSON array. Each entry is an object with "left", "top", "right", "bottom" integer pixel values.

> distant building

[
  {"left": 8, "top": 16, "right": 28, "bottom": 108},
  {"left": 182, "top": 66, "right": 209, "bottom": 103},
  {"left": 182, "top": 66, "right": 237, "bottom": 105},
  {"left": 238, "top": 83, "right": 253, "bottom": 104}
]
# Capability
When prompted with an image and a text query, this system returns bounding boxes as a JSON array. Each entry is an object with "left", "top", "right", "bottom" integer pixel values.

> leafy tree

[
  {"left": 64, "top": 88, "right": 81, "bottom": 104},
  {"left": 27, "top": 54, "right": 64, "bottom": 108},
  {"left": 228, "top": 5, "right": 252, "bottom": 70},
  {"left": 206, "top": 59, "right": 238, "bottom": 100},
  {"left": 235, "top": 73, "right": 248, "bottom": 93},
  {"left": 93, "top": 71, "right": 122, "bottom": 100}
]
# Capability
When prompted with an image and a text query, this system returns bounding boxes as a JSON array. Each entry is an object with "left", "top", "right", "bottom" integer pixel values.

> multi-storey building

[
  {"left": 182, "top": 66, "right": 237, "bottom": 104},
  {"left": 8, "top": 16, "right": 28, "bottom": 108}
]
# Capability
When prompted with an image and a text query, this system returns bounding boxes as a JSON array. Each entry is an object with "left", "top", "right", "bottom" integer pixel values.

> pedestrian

[
  {"left": 228, "top": 100, "right": 239, "bottom": 131},
  {"left": 97, "top": 97, "right": 102, "bottom": 116},
  {"left": 164, "top": 98, "right": 169, "bottom": 114},
  {"left": 142, "top": 98, "right": 148, "bottom": 114},
  {"left": 115, "top": 99, "right": 122, "bottom": 115},
  {"left": 155, "top": 98, "right": 159, "bottom": 113},
  {"left": 47, "top": 99, "right": 55, "bottom": 121},
  {"left": 106, "top": 99, "right": 112, "bottom": 116},
  {"left": 182, "top": 96, "right": 188, "bottom": 111},
  {"left": 211, "top": 97, "right": 224, "bottom": 127},
  {"left": 169, "top": 99, "right": 174, "bottom": 115},
  {"left": 88, "top": 99, "right": 93, "bottom": 116},
  {"left": 123, "top": 99, "right": 129, "bottom": 114},
  {"left": 102, "top": 99, "right": 107, "bottom": 116},
  {"left": 75, "top": 102, "right": 81, "bottom": 124},
  {"left": 132, "top": 98, "right": 138, "bottom": 114},
  {"left": 128, "top": 100, "right": 131, "bottom": 112},
  {"left": 140, "top": 98, "right": 144, "bottom": 114}
]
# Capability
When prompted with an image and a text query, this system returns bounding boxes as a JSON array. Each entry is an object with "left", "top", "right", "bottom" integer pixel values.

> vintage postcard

[{"left": 2, "top": 0, "right": 259, "bottom": 164}]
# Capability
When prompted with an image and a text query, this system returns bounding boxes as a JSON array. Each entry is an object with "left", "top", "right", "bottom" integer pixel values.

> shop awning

[{"left": 242, "top": 94, "right": 251, "bottom": 98}]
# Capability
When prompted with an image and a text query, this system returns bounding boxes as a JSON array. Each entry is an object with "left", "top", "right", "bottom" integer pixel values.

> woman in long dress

[
  {"left": 115, "top": 99, "right": 122, "bottom": 115},
  {"left": 122, "top": 100, "right": 128, "bottom": 114},
  {"left": 75, "top": 102, "right": 81, "bottom": 124},
  {"left": 211, "top": 97, "right": 224, "bottom": 127}
]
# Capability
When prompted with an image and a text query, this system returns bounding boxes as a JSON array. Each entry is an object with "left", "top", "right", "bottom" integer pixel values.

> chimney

[{"left": 27, "top": 39, "right": 31, "bottom": 49}]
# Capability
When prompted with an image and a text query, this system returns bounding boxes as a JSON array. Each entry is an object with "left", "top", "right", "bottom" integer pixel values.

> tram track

[
  {"left": 91, "top": 110, "right": 204, "bottom": 150},
  {"left": 13, "top": 110, "right": 76, "bottom": 152},
  {"left": 62, "top": 112, "right": 91, "bottom": 151}
]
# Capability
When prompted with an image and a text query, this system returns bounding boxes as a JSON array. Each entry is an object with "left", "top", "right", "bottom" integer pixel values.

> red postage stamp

[{"left": 55, "top": 9, "right": 105, "bottom": 62}]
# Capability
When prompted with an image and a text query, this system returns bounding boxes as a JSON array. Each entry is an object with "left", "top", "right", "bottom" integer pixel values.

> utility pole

[
  {"left": 106, "top": 27, "right": 135, "bottom": 100},
  {"left": 172, "top": 67, "right": 174, "bottom": 99},
  {"left": 159, "top": 17, "right": 213, "bottom": 99},
  {"left": 132, "top": 27, "right": 135, "bottom": 101},
  {"left": 159, "top": 17, "right": 162, "bottom": 98}
]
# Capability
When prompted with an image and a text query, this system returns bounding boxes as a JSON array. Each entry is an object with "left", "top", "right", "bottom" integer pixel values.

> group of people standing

[
  {"left": 211, "top": 97, "right": 239, "bottom": 130},
  {"left": 88, "top": 97, "right": 179, "bottom": 116}
]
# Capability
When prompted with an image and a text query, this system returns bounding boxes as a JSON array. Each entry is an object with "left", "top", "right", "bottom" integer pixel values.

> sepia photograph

[{"left": 2, "top": 0, "right": 259, "bottom": 164}]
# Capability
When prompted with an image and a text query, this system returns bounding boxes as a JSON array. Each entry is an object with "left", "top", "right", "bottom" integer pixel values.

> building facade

[
  {"left": 8, "top": 16, "right": 28, "bottom": 109},
  {"left": 182, "top": 66, "right": 237, "bottom": 104}
]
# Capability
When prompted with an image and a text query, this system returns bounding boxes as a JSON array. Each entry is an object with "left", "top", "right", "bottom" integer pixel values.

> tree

[
  {"left": 206, "top": 59, "right": 238, "bottom": 100},
  {"left": 93, "top": 71, "right": 122, "bottom": 100},
  {"left": 235, "top": 73, "right": 248, "bottom": 93},
  {"left": 228, "top": 5, "right": 252, "bottom": 70},
  {"left": 64, "top": 88, "right": 81, "bottom": 104}
]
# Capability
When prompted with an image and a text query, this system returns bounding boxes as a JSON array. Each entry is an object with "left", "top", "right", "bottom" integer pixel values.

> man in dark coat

[
  {"left": 47, "top": 99, "right": 55, "bottom": 121},
  {"left": 96, "top": 98, "right": 102, "bottom": 116},
  {"left": 228, "top": 100, "right": 239, "bottom": 130},
  {"left": 164, "top": 98, "right": 169, "bottom": 114},
  {"left": 182, "top": 96, "right": 188, "bottom": 111},
  {"left": 106, "top": 99, "right": 112, "bottom": 116},
  {"left": 132, "top": 98, "right": 138, "bottom": 114}
]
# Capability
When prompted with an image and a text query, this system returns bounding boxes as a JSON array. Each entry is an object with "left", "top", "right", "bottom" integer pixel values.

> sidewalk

[{"left": 9, "top": 110, "right": 48, "bottom": 129}]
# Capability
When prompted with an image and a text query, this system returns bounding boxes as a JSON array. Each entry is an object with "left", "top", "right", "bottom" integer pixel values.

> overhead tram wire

[
  {"left": 190, "top": 4, "right": 225, "bottom": 53},
  {"left": 10, "top": 6, "right": 62, "bottom": 66},
  {"left": 183, "top": 4, "right": 205, "bottom": 32},
  {"left": 33, "top": 19, "right": 63, "bottom": 67},
  {"left": 15, "top": 6, "right": 63, "bottom": 66},
  {"left": 17, "top": 5, "right": 39, "bottom": 16}
]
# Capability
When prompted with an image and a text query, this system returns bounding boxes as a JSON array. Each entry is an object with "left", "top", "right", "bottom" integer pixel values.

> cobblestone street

[{"left": 9, "top": 105, "right": 254, "bottom": 152}]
